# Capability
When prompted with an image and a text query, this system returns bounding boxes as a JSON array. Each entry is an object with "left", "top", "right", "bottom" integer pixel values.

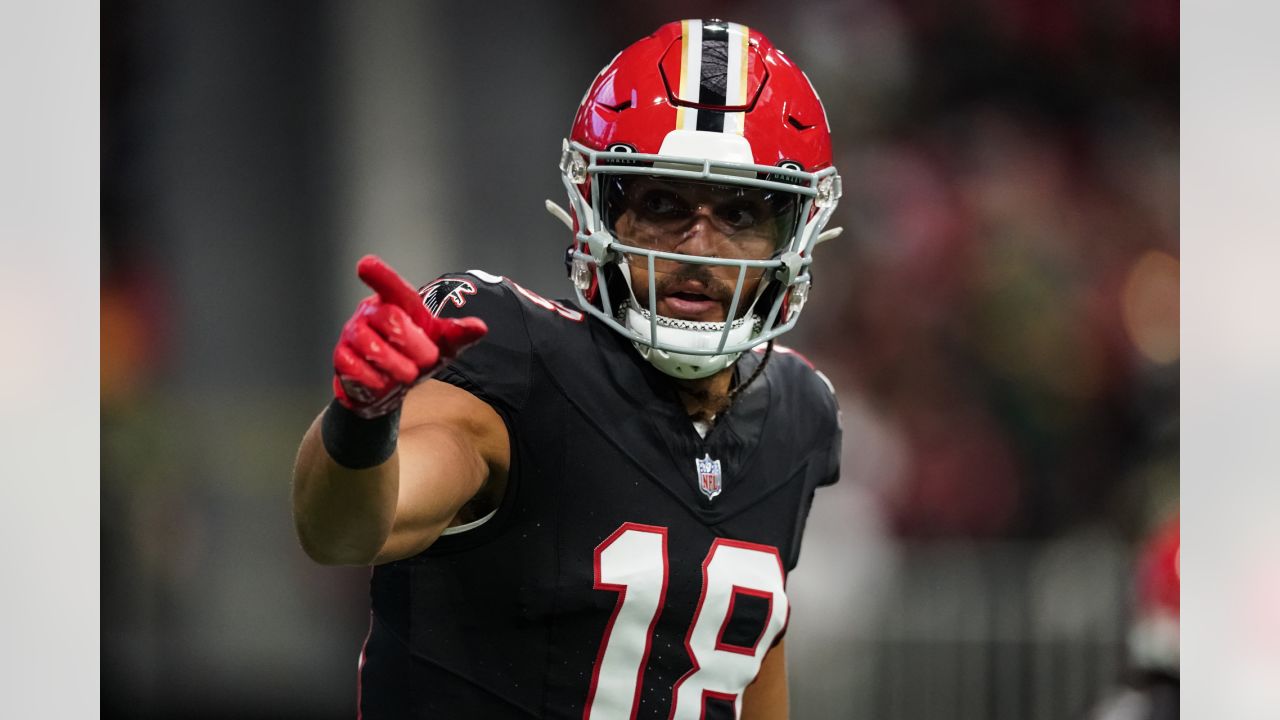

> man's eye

[
  {"left": 641, "top": 191, "right": 685, "bottom": 217},
  {"left": 718, "top": 202, "right": 761, "bottom": 229}
]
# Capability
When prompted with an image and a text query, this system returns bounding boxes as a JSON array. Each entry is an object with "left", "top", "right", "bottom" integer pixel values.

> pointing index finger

[{"left": 356, "top": 255, "right": 436, "bottom": 330}]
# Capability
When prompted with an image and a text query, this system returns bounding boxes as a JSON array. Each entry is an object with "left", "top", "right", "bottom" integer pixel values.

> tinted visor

[{"left": 603, "top": 175, "right": 801, "bottom": 258}]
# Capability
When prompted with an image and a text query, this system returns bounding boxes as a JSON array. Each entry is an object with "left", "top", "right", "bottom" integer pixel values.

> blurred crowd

[{"left": 802, "top": 0, "right": 1179, "bottom": 541}]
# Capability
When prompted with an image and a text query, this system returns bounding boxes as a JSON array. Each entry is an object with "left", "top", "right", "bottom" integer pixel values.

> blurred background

[{"left": 101, "top": 1, "right": 1178, "bottom": 718}]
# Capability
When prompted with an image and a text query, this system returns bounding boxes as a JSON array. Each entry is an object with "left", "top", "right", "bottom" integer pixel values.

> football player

[
  {"left": 1089, "top": 514, "right": 1179, "bottom": 720},
  {"left": 293, "top": 19, "right": 843, "bottom": 719}
]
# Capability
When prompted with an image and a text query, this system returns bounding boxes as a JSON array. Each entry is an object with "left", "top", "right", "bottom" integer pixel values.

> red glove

[{"left": 333, "top": 255, "right": 488, "bottom": 419}]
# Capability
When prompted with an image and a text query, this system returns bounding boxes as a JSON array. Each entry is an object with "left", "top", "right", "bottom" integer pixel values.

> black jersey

[{"left": 359, "top": 271, "right": 841, "bottom": 720}]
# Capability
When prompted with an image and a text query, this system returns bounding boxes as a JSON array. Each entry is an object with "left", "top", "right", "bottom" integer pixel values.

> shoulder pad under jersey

[
  {"left": 418, "top": 270, "right": 536, "bottom": 414},
  {"left": 758, "top": 344, "right": 842, "bottom": 488}
]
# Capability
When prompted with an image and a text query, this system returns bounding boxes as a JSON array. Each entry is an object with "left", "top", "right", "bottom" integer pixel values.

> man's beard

[{"left": 674, "top": 372, "right": 734, "bottom": 423}]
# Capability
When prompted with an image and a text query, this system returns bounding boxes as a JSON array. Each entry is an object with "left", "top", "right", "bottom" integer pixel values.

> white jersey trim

[
  {"left": 465, "top": 269, "right": 505, "bottom": 284},
  {"left": 441, "top": 508, "right": 498, "bottom": 536}
]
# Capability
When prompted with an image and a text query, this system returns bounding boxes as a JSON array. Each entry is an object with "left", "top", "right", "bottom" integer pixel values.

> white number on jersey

[{"left": 585, "top": 525, "right": 788, "bottom": 719}]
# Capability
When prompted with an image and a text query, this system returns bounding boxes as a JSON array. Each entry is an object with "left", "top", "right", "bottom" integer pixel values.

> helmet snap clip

[
  {"left": 585, "top": 230, "right": 616, "bottom": 263},
  {"left": 774, "top": 251, "right": 805, "bottom": 285},
  {"left": 559, "top": 140, "right": 588, "bottom": 184},
  {"left": 816, "top": 174, "right": 843, "bottom": 208}
]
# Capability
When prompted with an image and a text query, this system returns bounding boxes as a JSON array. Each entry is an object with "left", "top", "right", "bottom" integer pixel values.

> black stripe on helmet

[
  {"left": 698, "top": 20, "right": 729, "bottom": 108},
  {"left": 696, "top": 110, "right": 726, "bottom": 132}
]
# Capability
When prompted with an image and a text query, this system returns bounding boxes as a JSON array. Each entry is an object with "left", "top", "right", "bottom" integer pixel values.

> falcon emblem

[{"left": 420, "top": 278, "right": 477, "bottom": 315}]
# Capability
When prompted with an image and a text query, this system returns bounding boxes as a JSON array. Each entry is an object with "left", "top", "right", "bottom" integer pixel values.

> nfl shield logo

[{"left": 695, "top": 453, "right": 723, "bottom": 501}]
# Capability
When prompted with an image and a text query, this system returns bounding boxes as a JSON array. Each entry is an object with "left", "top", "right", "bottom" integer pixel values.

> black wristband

[{"left": 320, "top": 399, "right": 401, "bottom": 470}]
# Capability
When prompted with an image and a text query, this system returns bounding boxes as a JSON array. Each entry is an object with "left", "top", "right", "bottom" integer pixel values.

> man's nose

[{"left": 673, "top": 206, "right": 727, "bottom": 255}]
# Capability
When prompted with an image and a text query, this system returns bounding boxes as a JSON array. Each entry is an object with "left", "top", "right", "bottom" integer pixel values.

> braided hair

[{"left": 727, "top": 339, "right": 774, "bottom": 407}]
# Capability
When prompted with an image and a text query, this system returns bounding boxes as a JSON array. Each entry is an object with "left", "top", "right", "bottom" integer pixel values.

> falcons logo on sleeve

[{"left": 420, "top": 278, "right": 477, "bottom": 316}]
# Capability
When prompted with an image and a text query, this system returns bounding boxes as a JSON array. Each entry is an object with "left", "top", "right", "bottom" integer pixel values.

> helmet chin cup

[
  {"left": 634, "top": 344, "right": 740, "bottom": 381},
  {"left": 622, "top": 303, "right": 758, "bottom": 380}
]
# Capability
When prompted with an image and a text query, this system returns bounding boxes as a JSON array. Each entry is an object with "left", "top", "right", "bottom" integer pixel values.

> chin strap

[
  {"left": 816, "top": 226, "right": 843, "bottom": 244},
  {"left": 545, "top": 199, "right": 574, "bottom": 230}
]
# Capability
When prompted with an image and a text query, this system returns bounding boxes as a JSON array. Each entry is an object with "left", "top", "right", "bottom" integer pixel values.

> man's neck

[{"left": 673, "top": 366, "right": 735, "bottom": 423}]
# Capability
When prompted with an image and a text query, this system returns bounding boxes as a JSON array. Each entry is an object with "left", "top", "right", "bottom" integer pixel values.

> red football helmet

[{"left": 549, "top": 19, "right": 841, "bottom": 379}]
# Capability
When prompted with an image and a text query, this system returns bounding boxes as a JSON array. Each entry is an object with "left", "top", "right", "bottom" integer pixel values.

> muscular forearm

[
  {"left": 291, "top": 382, "right": 506, "bottom": 565},
  {"left": 292, "top": 410, "right": 401, "bottom": 565}
]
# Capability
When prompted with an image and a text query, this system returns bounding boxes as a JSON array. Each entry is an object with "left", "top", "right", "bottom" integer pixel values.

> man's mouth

[{"left": 659, "top": 285, "right": 725, "bottom": 321}]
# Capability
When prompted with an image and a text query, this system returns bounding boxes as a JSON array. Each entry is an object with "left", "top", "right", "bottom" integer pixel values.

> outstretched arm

[{"left": 291, "top": 256, "right": 503, "bottom": 566}]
